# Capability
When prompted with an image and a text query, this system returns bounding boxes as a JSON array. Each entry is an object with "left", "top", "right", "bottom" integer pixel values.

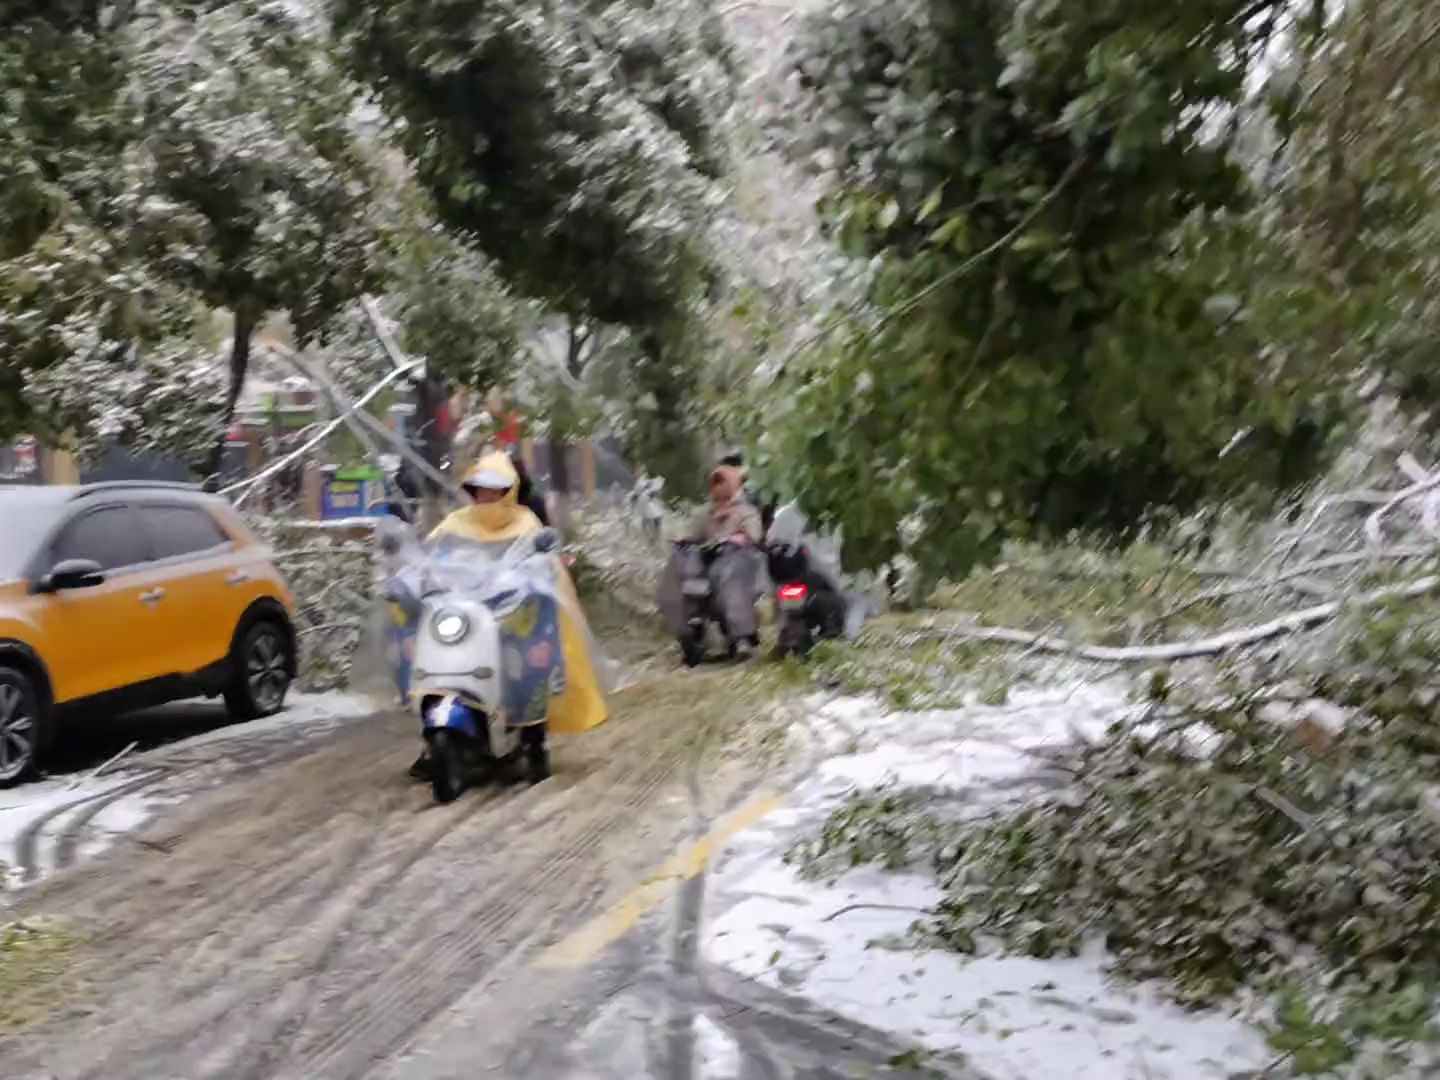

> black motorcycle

[
  {"left": 767, "top": 541, "right": 846, "bottom": 659},
  {"left": 662, "top": 539, "right": 762, "bottom": 666}
]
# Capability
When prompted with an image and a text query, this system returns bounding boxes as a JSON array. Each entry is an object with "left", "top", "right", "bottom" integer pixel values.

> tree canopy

[
  {"left": 4, "top": 0, "right": 1438, "bottom": 534},
  {"left": 758, "top": 0, "right": 1352, "bottom": 580},
  {"left": 331, "top": 0, "right": 727, "bottom": 333}
]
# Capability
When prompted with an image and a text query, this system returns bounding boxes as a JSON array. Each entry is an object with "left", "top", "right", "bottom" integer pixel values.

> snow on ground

[
  {"left": 702, "top": 685, "right": 1274, "bottom": 1079},
  {"left": 692, "top": 1013, "right": 743, "bottom": 1080},
  {"left": 0, "top": 690, "right": 377, "bottom": 890}
]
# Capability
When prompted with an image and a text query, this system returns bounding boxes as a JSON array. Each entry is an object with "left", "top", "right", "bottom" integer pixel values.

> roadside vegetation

[
  {"left": 0, "top": 921, "right": 78, "bottom": 1037},
  {"left": 783, "top": 460, "right": 1440, "bottom": 1073}
]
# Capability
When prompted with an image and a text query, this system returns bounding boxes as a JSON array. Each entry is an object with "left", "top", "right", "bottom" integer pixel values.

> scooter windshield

[
  {"left": 369, "top": 524, "right": 565, "bottom": 706},
  {"left": 421, "top": 534, "right": 554, "bottom": 601}
]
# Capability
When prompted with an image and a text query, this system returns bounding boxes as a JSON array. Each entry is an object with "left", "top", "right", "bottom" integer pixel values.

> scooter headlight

[{"left": 433, "top": 610, "right": 470, "bottom": 644}]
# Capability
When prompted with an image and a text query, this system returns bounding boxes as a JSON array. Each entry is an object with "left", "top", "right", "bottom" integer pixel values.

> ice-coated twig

[
  {"left": 1365, "top": 469, "right": 1440, "bottom": 546},
  {"left": 1250, "top": 785, "right": 1323, "bottom": 839},
  {"left": 271, "top": 544, "right": 371, "bottom": 562},
  {"left": 360, "top": 295, "right": 416, "bottom": 375},
  {"left": 822, "top": 902, "right": 933, "bottom": 923},
  {"left": 1154, "top": 545, "right": 1437, "bottom": 623},
  {"left": 71, "top": 741, "right": 139, "bottom": 789},
  {"left": 299, "top": 620, "right": 361, "bottom": 637}
]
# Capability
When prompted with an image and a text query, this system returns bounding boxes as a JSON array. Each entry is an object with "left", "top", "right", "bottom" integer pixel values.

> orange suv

[{"left": 0, "top": 482, "right": 297, "bottom": 784}]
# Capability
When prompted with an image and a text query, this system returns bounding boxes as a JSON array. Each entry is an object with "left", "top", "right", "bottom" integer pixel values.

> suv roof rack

[{"left": 71, "top": 480, "right": 203, "bottom": 499}]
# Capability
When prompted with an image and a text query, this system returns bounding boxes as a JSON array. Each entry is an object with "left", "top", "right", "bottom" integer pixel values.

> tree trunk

[
  {"left": 204, "top": 307, "right": 257, "bottom": 483},
  {"left": 550, "top": 439, "right": 572, "bottom": 526},
  {"left": 411, "top": 375, "right": 455, "bottom": 530},
  {"left": 565, "top": 318, "right": 593, "bottom": 384},
  {"left": 549, "top": 318, "right": 593, "bottom": 529}
]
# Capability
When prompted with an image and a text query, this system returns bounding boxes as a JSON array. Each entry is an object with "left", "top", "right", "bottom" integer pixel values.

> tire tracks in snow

[
  {"left": 2, "top": 685, "right": 708, "bottom": 1080},
  {"left": 11, "top": 773, "right": 165, "bottom": 884},
  {"left": 291, "top": 742, "right": 688, "bottom": 1078}
]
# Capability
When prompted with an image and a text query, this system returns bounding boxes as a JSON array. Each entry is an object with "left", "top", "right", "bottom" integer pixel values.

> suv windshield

[{"left": 0, "top": 497, "right": 63, "bottom": 581}]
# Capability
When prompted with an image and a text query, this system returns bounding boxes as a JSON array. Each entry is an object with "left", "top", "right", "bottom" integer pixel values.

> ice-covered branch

[{"left": 921, "top": 574, "right": 1440, "bottom": 663}]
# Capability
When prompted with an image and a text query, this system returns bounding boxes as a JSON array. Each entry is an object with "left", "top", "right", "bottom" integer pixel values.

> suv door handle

[
  {"left": 224, "top": 571, "right": 249, "bottom": 586},
  {"left": 138, "top": 588, "right": 165, "bottom": 604}
]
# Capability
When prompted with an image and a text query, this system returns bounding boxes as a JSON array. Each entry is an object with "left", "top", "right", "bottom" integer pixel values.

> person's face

[{"left": 470, "top": 486, "right": 506, "bottom": 505}]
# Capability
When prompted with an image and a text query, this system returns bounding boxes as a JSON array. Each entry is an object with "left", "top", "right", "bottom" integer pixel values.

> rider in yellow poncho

[{"left": 430, "top": 451, "right": 609, "bottom": 748}]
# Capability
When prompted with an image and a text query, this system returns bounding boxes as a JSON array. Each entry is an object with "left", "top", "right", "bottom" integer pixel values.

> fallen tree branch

[
  {"left": 281, "top": 347, "right": 389, "bottom": 478},
  {"left": 273, "top": 339, "right": 459, "bottom": 500},
  {"left": 1397, "top": 453, "right": 1431, "bottom": 485},
  {"left": 353, "top": 408, "right": 459, "bottom": 497},
  {"left": 923, "top": 574, "right": 1440, "bottom": 664},
  {"left": 220, "top": 359, "right": 422, "bottom": 502}
]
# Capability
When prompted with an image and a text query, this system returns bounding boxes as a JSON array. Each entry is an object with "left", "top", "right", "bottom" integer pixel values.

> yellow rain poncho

[{"left": 430, "top": 452, "right": 608, "bottom": 734}]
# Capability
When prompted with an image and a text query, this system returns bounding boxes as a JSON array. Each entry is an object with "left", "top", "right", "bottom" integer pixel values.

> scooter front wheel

[{"left": 430, "top": 730, "right": 467, "bottom": 804}]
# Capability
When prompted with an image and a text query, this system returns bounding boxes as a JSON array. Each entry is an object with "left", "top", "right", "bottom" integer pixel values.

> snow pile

[{"left": 703, "top": 687, "right": 1274, "bottom": 1079}]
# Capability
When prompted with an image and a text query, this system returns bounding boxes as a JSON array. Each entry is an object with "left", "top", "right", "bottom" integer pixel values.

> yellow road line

[{"left": 535, "top": 792, "right": 782, "bottom": 970}]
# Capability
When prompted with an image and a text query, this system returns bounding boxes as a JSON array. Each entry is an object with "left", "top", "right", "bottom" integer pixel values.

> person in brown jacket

[
  {"left": 686, "top": 464, "right": 763, "bottom": 546},
  {"left": 677, "top": 464, "right": 764, "bottom": 659}
]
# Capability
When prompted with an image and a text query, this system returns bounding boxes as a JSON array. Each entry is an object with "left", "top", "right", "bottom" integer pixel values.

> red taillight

[{"left": 778, "top": 583, "right": 808, "bottom": 600}]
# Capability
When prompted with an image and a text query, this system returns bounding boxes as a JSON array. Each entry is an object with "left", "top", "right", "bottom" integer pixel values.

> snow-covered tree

[{"left": 132, "top": 1, "right": 387, "bottom": 474}]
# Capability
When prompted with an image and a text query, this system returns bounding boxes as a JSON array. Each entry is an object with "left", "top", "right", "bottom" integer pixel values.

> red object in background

[
  {"left": 494, "top": 412, "right": 521, "bottom": 446},
  {"left": 778, "top": 583, "right": 808, "bottom": 601},
  {"left": 435, "top": 398, "right": 453, "bottom": 435}
]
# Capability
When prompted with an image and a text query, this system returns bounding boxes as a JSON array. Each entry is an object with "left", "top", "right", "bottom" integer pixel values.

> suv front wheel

[
  {"left": 0, "top": 665, "right": 43, "bottom": 786},
  {"left": 224, "top": 620, "right": 294, "bottom": 720}
]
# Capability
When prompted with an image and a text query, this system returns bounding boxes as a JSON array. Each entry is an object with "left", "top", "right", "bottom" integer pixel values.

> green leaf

[
  {"left": 928, "top": 215, "right": 967, "bottom": 251},
  {"left": 916, "top": 185, "right": 944, "bottom": 223}
]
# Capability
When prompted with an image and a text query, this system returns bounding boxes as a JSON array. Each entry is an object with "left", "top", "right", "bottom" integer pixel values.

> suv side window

[
  {"left": 52, "top": 506, "right": 151, "bottom": 571},
  {"left": 140, "top": 504, "right": 232, "bottom": 561}
]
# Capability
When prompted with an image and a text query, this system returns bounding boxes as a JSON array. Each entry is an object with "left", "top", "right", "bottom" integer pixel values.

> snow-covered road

[{"left": 0, "top": 691, "right": 376, "bottom": 890}]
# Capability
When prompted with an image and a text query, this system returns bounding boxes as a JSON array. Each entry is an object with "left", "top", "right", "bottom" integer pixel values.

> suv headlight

[{"left": 433, "top": 610, "right": 470, "bottom": 644}]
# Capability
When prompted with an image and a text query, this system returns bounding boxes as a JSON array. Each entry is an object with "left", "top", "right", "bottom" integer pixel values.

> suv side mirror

[
  {"left": 36, "top": 558, "right": 106, "bottom": 593},
  {"left": 533, "top": 528, "right": 561, "bottom": 554}
]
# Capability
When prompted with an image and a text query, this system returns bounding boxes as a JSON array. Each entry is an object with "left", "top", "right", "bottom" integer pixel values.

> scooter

[
  {"left": 767, "top": 541, "right": 847, "bottom": 659},
  {"left": 665, "top": 538, "right": 761, "bottom": 667},
  {"left": 386, "top": 526, "right": 565, "bottom": 803}
]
